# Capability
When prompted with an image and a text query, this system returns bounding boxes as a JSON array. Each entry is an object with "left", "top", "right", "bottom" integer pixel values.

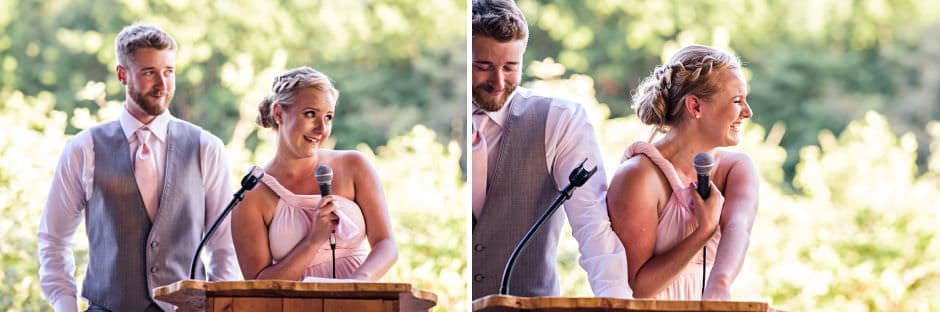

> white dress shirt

[
  {"left": 37, "top": 106, "right": 241, "bottom": 311},
  {"left": 475, "top": 87, "right": 632, "bottom": 298}
]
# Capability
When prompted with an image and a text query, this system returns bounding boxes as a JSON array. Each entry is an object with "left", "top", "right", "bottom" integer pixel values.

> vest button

[
  {"left": 474, "top": 274, "right": 484, "bottom": 282},
  {"left": 150, "top": 266, "right": 159, "bottom": 273},
  {"left": 474, "top": 244, "right": 485, "bottom": 252},
  {"left": 150, "top": 241, "right": 159, "bottom": 248}
]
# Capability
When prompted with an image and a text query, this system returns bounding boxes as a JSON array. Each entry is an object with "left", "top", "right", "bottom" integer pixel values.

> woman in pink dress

[
  {"left": 608, "top": 45, "right": 759, "bottom": 300},
  {"left": 232, "top": 67, "right": 397, "bottom": 281}
]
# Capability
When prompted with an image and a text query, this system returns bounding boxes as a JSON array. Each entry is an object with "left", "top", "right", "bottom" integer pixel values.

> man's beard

[
  {"left": 130, "top": 86, "right": 172, "bottom": 116},
  {"left": 472, "top": 82, "right": 517, "bottom": 112}
]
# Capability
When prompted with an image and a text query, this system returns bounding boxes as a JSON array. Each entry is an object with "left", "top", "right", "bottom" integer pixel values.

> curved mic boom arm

[
  {"left": 498, "top": 158, "right": 597, "bottom": 295},
  {"left": 189, "top": 166, "right": 264, "bottom": 280}
]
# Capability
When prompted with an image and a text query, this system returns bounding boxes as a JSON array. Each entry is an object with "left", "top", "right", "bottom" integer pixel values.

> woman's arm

[
  {"left": 346, "top": 151, "right": 398, "bottom": 281},
  {"left": 703, "top": 154, "right": 759, "bottom": 300},
  {"left": 232, "top": 187, "right": 333, "bottom": 280},
  {"left": 609, "top": 156, "right": 723, "bottom": 298}
]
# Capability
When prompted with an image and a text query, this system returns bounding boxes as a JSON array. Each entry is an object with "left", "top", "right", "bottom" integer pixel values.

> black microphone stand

[
  {"left": 498, "top": 158, "right": 598, "bottom": 295},
  {"left": 190, "top": 167, "right": 264, "bottom": 280}
]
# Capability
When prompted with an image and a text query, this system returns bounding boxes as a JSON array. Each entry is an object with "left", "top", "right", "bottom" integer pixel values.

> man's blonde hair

[{"left": 114, "top": 23, "right": 177, "bottom": 67}]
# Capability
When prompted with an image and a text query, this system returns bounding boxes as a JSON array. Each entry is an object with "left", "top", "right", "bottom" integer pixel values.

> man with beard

[
  {"left": 471, "top": 0, "right": 631, "bottom": 299},
  {"left": 38, "top": 24, "right": 240, "bottom": 311}
]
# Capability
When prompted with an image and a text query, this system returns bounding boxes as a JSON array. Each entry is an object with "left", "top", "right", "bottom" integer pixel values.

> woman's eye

[
  {"left": 304, "top": 111, "right": 315, "bottom": 118},
  {"left": 326, "top": 115, "right": 333, "bottom": 121}
]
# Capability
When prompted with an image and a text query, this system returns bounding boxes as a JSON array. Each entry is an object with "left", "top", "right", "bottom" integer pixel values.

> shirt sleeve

[
  {"left": 38, "top": 133, "right": 90, "bottom": 312},
  {"left": 200, "top": 132, "right": 242, "bottom": 280},
  {"left": 545, "top": 99, "right": 633, "bottom": 298}
]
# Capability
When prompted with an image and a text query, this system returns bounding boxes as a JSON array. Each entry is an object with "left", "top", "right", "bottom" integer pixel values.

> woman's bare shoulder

[
  {"left": 238, "top": 180, "right": 279, "bottom": 223},
  {"left": 610, "top": 155, "right": 669, "bottom": 204},
  {"left": 715, "top": 149, "right": 758, "bottom": 191},
  {"left": 321, "top": 149, "right": 371, "bottom": 169}
]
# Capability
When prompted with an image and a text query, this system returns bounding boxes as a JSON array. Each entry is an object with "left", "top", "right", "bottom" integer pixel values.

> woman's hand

[
  {"left": 691, "top": 181, "right": 724, "bottom": 235},
  {"left": 303, "top": 195, "right": 339, "bottom": 245}
]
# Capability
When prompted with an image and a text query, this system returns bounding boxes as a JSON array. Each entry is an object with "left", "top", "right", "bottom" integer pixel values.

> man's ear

[
  {"left": 116, "top": 65, "right": 127, "bottom": 85},
  {"left": 684, "top": 94, "right": 703, "bottom": 119}
]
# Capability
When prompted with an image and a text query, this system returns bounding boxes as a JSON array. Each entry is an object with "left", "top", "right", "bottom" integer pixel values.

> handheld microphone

[
  {"left": 692, "top": 152, "right": 715, "bottom": 297},
  {"left": 694, "top": 153, "right": 715, "bottom": 200},
  {"left": 315, "top": 165, "right": 337, "bottom": 279},
  {"left": 499, "top": 158, "right": 597, "bottom": 295},
  {"left": 190, "top": 166, "right": 264, "bottom": 280}
]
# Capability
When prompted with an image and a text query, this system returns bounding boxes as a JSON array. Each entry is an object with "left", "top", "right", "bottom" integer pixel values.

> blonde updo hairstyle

[
  {"left": 257, "top": 66, "right": 339, "bottom": 129},
  {"left": 632, "top": 45, "right": 741, "bottom": 139}
]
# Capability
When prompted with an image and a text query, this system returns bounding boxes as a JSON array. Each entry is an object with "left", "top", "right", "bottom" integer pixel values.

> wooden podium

[
  {"left": 472, "top": 295, "right": 783, "bottom": 312},
  {"left": 153, "top": 280, "right": 437, "bottom": 312}
]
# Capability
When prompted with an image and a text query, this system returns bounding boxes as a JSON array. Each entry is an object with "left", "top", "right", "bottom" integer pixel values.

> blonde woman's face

[
  {"left": 276, "top": 88, "right": 336, "bottom": 157},
  {"left": 702, "top": 69, "right": 752, "bottom": 146}
]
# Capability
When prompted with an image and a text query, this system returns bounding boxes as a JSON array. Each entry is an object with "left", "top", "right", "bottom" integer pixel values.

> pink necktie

[
  {"left": 135, "top": 128, "right": 159, "bottom": 221},
  {"left": 472, "top": 112, "right": 488, "bottom": 218}
]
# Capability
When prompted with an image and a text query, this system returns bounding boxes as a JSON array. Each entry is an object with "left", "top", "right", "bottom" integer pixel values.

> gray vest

[
  {"left": 85, "top": 119, "right": 206, "bottom": 311},
  {"left": 472, "top": 93, "right": 565, "bottom": 299}
]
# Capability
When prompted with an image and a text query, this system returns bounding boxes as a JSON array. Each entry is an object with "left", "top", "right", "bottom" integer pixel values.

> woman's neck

[
  {"left": 654, "top": 127, "right": 715, "bottom": 183},
  {"left": 268, "top": 144, "right": 320, "bottom": 179}
]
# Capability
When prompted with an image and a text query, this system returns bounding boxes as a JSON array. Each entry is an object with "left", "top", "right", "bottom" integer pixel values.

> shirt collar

[
  {"left": 474, "top": 87, "right": 523, "bottom": 129},
  {"left": 119, "top": 103, "right": 173, "bottom": 143}
]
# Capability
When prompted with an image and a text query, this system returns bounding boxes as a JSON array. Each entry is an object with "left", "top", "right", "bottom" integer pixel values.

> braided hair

[
  {"left": 631, "top": 45, "right": 741, "bottom": 139},
  {"left": 257, "top": 66, "right": 339, "bottom": 129}
]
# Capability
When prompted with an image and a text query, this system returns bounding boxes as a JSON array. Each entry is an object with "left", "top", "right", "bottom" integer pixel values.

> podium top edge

[
  {"left": 154, "top": 279, "right": 436, "bottom": 301},
  {"left": 471, "top": 295, "right": 784, "bottom": 312}
]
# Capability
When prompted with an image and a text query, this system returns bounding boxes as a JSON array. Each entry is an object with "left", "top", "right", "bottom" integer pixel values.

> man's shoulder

[
  {"left": 169, "top": 117, "right": 206, "bottom": 134},
  {"left": 170, "top": 118, "right": 224, "bottom": 147},
  {"left": 60, "top": 127, "right": 96, "bottom": 156},
  {"left": 74, "top": 120, "right": 122, "bottom": 148},
  {"left": 85, "top": 119, "right": 121, "bottom": 133},
  {"left": 515, "top": 87, "right": 583, "bottom": 114}
]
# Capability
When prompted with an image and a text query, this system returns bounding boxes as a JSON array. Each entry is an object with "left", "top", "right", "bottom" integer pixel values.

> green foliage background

[
  {"left": 520, "top": 0, "right": 940, "bottom": 184},
  {"left": 532, "top": 72, "right": 940, "bottom": 311},
  {"left": 4, "top": 0, "right": 940, "bottom": 311},
  {"left": 513, "top": 0, "right": 940, "bottom": 309},
  {"left": 0, "top": 0, "right": 467, "bottom": 311}
]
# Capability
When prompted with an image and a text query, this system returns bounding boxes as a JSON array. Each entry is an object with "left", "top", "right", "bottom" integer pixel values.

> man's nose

[
  {"left": 153, "top": 74, "right": 167, "bottom": 91},
  {"left": 489, "top": 70, "right": 505, "bottom": 91}
]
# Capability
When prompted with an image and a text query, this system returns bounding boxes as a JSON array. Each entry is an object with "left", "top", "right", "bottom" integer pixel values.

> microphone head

[
  {"left": 241, "top": 166, "right": 265, "bottom": 190},
  {"left": 693, "top": 152, "right": 715, "bottom": 176},
  {"left": 315, "top": 165, "right": 333, "bottom": 185}
]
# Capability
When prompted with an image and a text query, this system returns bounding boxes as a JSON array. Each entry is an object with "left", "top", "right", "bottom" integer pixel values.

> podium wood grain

[
  {"left": 472, "top": 295, "right": 784, "bottom": 312},
  {"left": 153, "top": 280, "right": 436, "bottom": 312}
]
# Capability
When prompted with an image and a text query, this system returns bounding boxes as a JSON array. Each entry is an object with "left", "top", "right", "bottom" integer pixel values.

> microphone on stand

[
  {"left": 190, "top": 166, "right": 264, "bottom": 280},
  {"left": 498, "top": 158, "right": 598, "bottom": 295},
  {"left": 315, "top": 165, "right": 337, "bottom": 279},
  {"left": 693, "top": 152, "right": 716, "bottom": 297}
]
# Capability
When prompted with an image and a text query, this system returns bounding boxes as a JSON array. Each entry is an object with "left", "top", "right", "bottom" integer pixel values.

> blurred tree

[
  {"left": 0, "top": 0, "right": 466, "bottom": 151},
  {"left": 519, "top": 0, "right": 940, "bottom": 185},
  {"left": 0, "top": 1, "right": 468, "bottom": 310}
]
